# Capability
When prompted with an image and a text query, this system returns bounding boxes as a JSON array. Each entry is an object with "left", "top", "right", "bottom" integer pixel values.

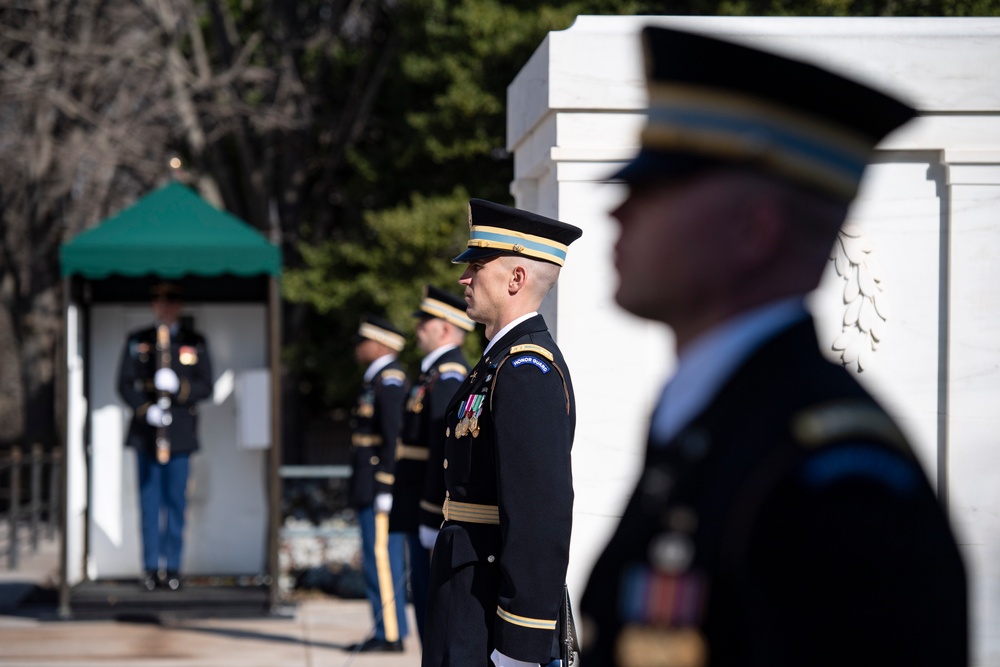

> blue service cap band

[
  {"left": 420, "top": 298, "right": 476, "bottom": 332},
  {"left": 358, "top": 322, "right": 405, "bottom": 352},
  {"left": 643, "top": 83, "right": 874, "bottom": 199},
  {"left": 466, "top": 225, "right": 569, "bottom": 266}
]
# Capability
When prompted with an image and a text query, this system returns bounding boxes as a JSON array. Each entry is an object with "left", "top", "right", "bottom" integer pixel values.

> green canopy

[{"left": 60, "top": 182, "right": 280, "bottom": 279}]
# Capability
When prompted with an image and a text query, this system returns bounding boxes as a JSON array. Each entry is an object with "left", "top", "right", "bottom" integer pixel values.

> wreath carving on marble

[{"left": 829, "top": 224, "right": 886, "bottom": 373}]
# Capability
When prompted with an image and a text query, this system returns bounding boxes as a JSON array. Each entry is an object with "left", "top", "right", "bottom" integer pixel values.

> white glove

[
  {"left": 145, "top": 404, "right": 166, "bottom": 427},
  {"left": 154, "top": 368, "right": 180, "bottom": 393},
  {"left": 419, "top": 524, "right": 439, "bottom": 550},
  {"left": 490, "top": 649, "right": 540, "bottom": 667},
  {"left": 374, "top": 493, "right": 393, "bottom": 514}
]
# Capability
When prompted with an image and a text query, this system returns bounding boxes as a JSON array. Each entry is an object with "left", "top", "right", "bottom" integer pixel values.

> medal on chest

[
  {"left": 455, "top": 392, "right": 486, "bottom": 439},
  {"left": 407, "top": 384, "right": 426, "bottom": 414},
  {"left": 178, "top": 345, "right": 198, "bottom": 365},
  {"left": 357, "top": 389, "right": 375, "bottom": 418},
  {"left": 134, "top": 341, "right": 151, "bottom": 363},
  {"left": 614, "top": 450, "right": 710, "bottom": 667},
  {"left": 615, "top": 523, "right": 708, "bottom": 667}
]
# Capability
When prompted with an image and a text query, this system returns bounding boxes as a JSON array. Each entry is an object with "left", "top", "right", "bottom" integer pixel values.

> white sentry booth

[
  {"left": 509, "top": 16, "right": 1000, "bottom": 664},
  {"left": 58, "top": 182, "right": 283, "bottom": 616}
]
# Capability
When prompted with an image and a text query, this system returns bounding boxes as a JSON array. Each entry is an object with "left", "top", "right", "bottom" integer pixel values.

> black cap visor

[
  {"left": 451, "top": 246, "right": 507, "bottom": 264},
  {"left": 608, "top": 149, "right": 725, "bottom": 186}
]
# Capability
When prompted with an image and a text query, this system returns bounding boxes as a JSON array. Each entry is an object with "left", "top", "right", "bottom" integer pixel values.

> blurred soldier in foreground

[
  {"left": 390, "top": 285, "right": 475, "bottom": 644},
  {"left": 579, "top": 26, "right": 967, "bottom": 667},
  {"left": 117, "top": 282, "right": 213, "bottom": 591},
  {"left": 422, "top": 200, "right": 582, "bottom": 667},
  {"left": 347, "top": 314, "right": 410, "bottom": 653}
]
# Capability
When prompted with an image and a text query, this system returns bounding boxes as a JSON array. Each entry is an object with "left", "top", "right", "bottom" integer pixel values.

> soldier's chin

[
  {"left": 465, "top": 306, "right": 487, "bottom": 325},
  {"left": 614, "top": 285, "right": 654, "bottom": 321}
]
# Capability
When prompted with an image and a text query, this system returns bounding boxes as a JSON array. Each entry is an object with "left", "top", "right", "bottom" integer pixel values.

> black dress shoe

[
  {"left": 142, "top": 571, "right": 158, "bottom": 591},
  {"left": 350, "top": 637, "right": 404, "bottom": 653},
  {"left": 164, "top": 572, "right": 182, "bottom": 591}
]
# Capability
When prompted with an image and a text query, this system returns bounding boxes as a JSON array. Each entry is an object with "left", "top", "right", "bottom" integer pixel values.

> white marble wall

[{"left": 508, "top": 16, "right": 1000, "bottom": 664}]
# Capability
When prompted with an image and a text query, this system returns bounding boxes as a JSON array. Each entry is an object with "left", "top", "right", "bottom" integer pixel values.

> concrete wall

[{"left": 508, "top": 16, "right": 1000, "bottom": 664}]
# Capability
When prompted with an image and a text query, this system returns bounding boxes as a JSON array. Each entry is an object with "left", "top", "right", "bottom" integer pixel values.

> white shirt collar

[
  {"left": 651, "top": 297, "right": 809, "bottom": 444},
  {"left": 421, "top": 344, "right": 457, "bottom": 373},
  {"left": 483, "top": 311, "right": 538, "bottom": 357},
  {"left": 364, "top": 353, "right": 397, "bottom": 383}
]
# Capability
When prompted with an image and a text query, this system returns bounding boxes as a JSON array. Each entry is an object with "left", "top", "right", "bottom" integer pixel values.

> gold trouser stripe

[
  {"left": 443, "top": 498, "right": 500, "bottom": 525},
  {"left": 373, "top": 512, "right": 400, "bottom": 642},
  {"left": 352, "top": 433, "right": 382, "bottom": 447},
  {"left": 397, "top": 443, "right": 430, "bottom": 461},
  {"left": 420, "top": 499, "right": 443, "bottom": 515}
]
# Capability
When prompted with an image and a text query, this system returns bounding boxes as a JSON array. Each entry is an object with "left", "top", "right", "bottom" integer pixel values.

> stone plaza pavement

[{"left": 0, "top": 533, "right": 421, "bottom": 667}]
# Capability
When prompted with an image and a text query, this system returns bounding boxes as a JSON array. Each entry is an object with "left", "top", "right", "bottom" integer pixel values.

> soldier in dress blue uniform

[
  {"left": 388, "top": 285, "right": 475, "bottom": 644},
  {"left": 117, "top": 282, "right": 213, "bottom": 591},
  {"left": 579, "top": 26, "right": 968, "bottom": 667},
  {"left": 347, "top": 314, "right": 410, "bottom": 653},
  {"left": 422, "top": 200, "right": 583, "bottom": 667}
]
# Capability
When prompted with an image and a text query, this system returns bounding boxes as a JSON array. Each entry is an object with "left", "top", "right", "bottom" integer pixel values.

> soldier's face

[
  {"left": 610, "top": 171, "right": 748, "bottom": 341},
  {"left": 415, "top": 317, "right": 445, "bottom": 355},
  {"left": 458, "top": 257, "right": 509, "bottom": 327},
  {"left": 151, "top": 297, "right": 182, "bottom": 325},
  {"left": 354, "top": 339, "right": 381, "bottom": 365}
]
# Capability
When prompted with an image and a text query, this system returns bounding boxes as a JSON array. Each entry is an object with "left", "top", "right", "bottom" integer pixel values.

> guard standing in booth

[
  {"left": 422, "top": 200, "right": 583, "bottom": 667},
  {"left": 117, "top": 281, "right": 213, "bottom": 591},
  {"left": 347, "top": 314, "right": 410, "bottom": 653},
  {"left": 390, "top": 285, "right": 475, "bottom": 644},
  {"left": 578, "top": 26, "right": 968, "bottom": 667}
]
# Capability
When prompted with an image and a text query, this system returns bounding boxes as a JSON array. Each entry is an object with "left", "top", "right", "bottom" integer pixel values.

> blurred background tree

[{"left": 2, "top": 0, "right": 998, "bottom": 460}]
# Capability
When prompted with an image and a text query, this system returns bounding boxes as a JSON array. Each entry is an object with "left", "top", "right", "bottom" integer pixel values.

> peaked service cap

[
  {"left": 452, "top": 199, "right": 583, "bottom": 267},
  {"left": 612, "top": 25, "right": 917, "bottom": 200},
  {"left": 413, "top": 285, "right": 476, "bottom": 332},
  {"left": 354, "top": 313, "right": 406, "bottom": 352}
]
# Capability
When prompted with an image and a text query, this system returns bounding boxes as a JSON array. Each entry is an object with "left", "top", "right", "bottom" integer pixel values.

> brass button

[
  {"left": 445, "top": 427, "right": 450, "bottom": 437},
  {"left": 370, "top": 456, "right": 379, "bottom": 465},
  {"left": 443, "top": 458, "right": 448, "bottom": 469},
  {"left": 487, "top": 555, "right": 495, "bottom": 563}
]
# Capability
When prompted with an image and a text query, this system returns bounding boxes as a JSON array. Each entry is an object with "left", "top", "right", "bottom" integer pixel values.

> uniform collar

[
  {"left": 483, "top": 311, "right": 538, "bottom": 357},
  {"left": 364, "top": 353, "right": 397, "bottom": 383},
  {"left": 421, "top": 344, "right": 458, "bottom": 373},
  {"left": 651, "top": 297, "right": 809, "bottom": 444}
]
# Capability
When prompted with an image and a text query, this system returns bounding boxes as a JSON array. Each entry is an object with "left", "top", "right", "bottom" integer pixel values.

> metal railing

[
  {"left": 0, "top": 444, "right": 62, "bottom": 570},
  {"left": 279, "top": 464, "right": 351, "bottom": 480}
]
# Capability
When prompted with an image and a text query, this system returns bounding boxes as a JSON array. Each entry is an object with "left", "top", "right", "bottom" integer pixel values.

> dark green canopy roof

[{"left": 60, "top": 182, "right": 280, "bottom": 279}]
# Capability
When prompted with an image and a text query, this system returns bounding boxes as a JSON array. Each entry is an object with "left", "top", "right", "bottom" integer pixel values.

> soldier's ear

[{"left": 507, "top": 264, "right": 527, "bottom": 295}]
